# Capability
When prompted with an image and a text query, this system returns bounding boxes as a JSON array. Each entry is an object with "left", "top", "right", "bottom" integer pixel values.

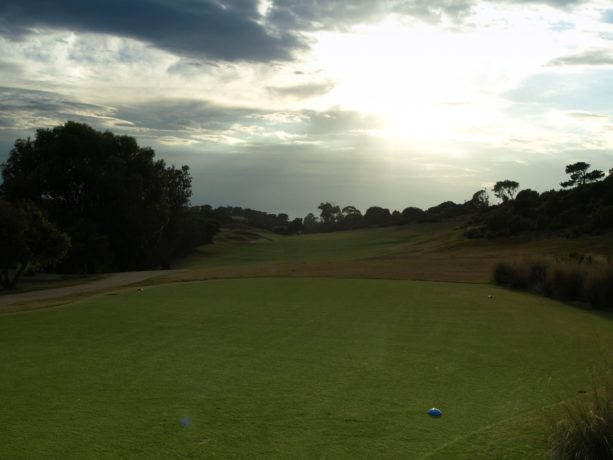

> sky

[{"left": 1, "top": 0, "right": 612, "bottom": 217}]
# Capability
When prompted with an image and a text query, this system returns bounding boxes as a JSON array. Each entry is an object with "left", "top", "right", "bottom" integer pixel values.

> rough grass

[
  {"left": 493, "top": 257, "right": 613, "bottom": 309},
  {"left": 548, "top": 377, "right": 613, "bottom": 459},
  {"left": 1, "top": 279, "right": 613, "bottom": 459}
]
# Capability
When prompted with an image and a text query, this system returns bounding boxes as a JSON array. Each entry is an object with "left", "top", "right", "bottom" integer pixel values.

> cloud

[
  {"left": 267, "top": 0, "right": 477, "bottom": 29},
  {"left": 298, "top": 110, "right": 383, "bottom": 136},
  {"left": 0, "top": 0, "right": 597, "bottom": 68},
  {"left": 267, "top": 81, "right": 335, "bottom": 99},
  {"left": 500, "top": 0, "right": 587, "bottom": 6},
  {"left": 267, "top": 0, "right": 589, "bottom": 31},
  {"left": 115, "top": 99, "right": 257, "bottom": 133},
  {"left": 0, "top": 0, "right": 303, "bottom": 62},
  {"left": 0, "top": 86, "right": 127, "bottom": 130},
  {"left": 566, "top": 111, "right": 608, "bottom": 119},
  {"left": 549, "top": 49, "right": 613, "bottom": 66}
]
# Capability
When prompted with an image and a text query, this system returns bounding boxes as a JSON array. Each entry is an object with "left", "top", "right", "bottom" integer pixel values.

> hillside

[{"left": 167, "top": 221, "right": 613, "bottom": 284}]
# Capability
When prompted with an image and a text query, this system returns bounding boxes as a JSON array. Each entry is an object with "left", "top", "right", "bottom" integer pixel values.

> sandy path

[{"left": 0, "top": 270, "right": 179, "bottom": 308}]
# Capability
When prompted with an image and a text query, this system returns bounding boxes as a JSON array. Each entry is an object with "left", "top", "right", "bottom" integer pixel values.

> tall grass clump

[
  {"left": 493, "top": 258, "right": 552, "bottom": 295},
  {"left": 550, "top": 267, "right": 585, "bottom": 302},
  {"left": 586, "top": 269, "right": 613, "bottom": 309},
  {"left": 549, "top": 379, "right": 613, "bottom": 459},
  {"left": 493, "top": 255, "right": 613, "bottom": 309}
]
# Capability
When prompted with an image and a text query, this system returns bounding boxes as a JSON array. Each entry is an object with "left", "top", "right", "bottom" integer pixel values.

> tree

[
  {"left": 318, "top": 202, "right": 341, "bottom": 224},
  {"left": 287, "top": 218, "right": 304, "bottom": 234},
  {"left": 364, "top": 206, "right": 392, "bottom": 226},
  {"left": 0, "top": 121, "right": 196, "bottom": 272},
  {"left": 341, "top": 205, "right": 363, "bottom": 229},
  {"left": 493, "top": 180, "right": 519, "bottom": 203},
  {"left": 400, "top": 207, "right": 424, "bottom": 223},
  {"left": 318, "top": 202, "right": 341, "bottom": 231},
  {"left": 0, "top": 201, "right": 70, "bottom": 289},
  {"left": 302, "top": 213, "right": 319, "bottom": 233},
  {"left": 469, "top": 189, "right": 490, "bottom": 209},
  {"left": 561, "top": 162, "right": 605, "bottom": 188}
]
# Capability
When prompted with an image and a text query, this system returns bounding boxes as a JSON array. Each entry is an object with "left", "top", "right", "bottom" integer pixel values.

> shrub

[
  {"left": 586, "top": 269, "right": 613, "bottom": 310},
  {"left": 550, "top": 267, "right": 586, "bottom": 302},
  {"left": 492, "top": 259, "right": 550, "bottom": 293},
  {"left": 549, "top": 379, "right": 613, "bottom": 459},
  {"left": 492, "top": 256, "right": 613, "bottom": 309},
  {"left": 492, "top": 261, "right": 519, "bottom": 287}
]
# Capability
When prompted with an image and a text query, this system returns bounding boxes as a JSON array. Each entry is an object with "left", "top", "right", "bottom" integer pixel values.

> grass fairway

[
  {"left": 173, "top": 224, "right": 613, "bottom": 283},
  {"left": 1, "top": 278, "right": 612, "bottom": 459}
]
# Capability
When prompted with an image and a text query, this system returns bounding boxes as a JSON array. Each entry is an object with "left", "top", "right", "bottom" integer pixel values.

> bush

[
  {"left": 549, "top": 379, "right": 613, "bottom": 459},
  {"left": 586, "top": 270, "right": 613, "bottom": 309},
  {"left": 492, "top": 261, "right": 518, "bottom": 287},
  {"left": 550, "top": 268, "right": 586, "bottom": 302},
  {"left": 492, "top": 256, "right": 613, "bottom": 309},
  {"left": 492, "top": 259, "right": 550, "bottom": 293}
]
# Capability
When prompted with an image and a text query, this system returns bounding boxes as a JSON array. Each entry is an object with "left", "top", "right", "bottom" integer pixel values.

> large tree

[
  {"left": 317, "top": 202, "right": 341, "bottom": 231},
  {"left": 0, "top": 201, "right": 70, "bottom": 289},
  {"left": 560, "top": 162, "right": 605, "bottom": 188},
  {"left": 364, "top": 206, "right": 392, "bottom": 226},
  {"left": 493, "top": 180, "right": 519, "bottom": 203},
  {"left": 1, "top": 121, "right": 197, "bottom": 271},
  {"left": 340, "top": 205, "right": 363, "bottom": 229}
]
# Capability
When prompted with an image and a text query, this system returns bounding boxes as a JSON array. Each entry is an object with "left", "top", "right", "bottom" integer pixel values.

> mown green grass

[
  {"left": 177, "top": 225, "right": 438, "bottom": 268},
  {"left": 173, "top": 223, "right": 613, "bottom": 283},
  {"left": 1, "top": 278, "right": 612, "bottom": 459}
]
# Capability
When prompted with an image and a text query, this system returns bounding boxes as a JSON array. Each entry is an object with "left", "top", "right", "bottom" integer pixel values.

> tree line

[
  {"left": 212, "top": 161, "right": 613, "bottom": 238},
  {"left": 467, "top": 162, "right": 613, "bottom": 238},
  {"left": 0, "top": 122, "right": 219, "bottom": 289}
]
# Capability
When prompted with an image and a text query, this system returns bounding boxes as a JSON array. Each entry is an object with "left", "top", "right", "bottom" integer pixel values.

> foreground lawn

[{"left": 1, "top": 278, "right": 612, "bottom": 459}]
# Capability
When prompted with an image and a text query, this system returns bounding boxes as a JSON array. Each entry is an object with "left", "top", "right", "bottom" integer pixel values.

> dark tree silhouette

[
  {"left": 493, "top": 180, "right": 519, "bottom": 203},
  {"left": 1, "top": 121, "right": 201, "bottom": 272},
  {"left": 287, "top": 217, "right": 304, "bottom": 234},
  {"left": 341, "top": 205, "right": 363, "bottom": 229},
  {"left": 318, "top": 202, "right": 341, "bottom": 231},
  {"left": 302, "top": 213, "right": 319, "bottom": 233},
  {"left": 469, "top": 189, "right": 490, "bottom": 209},
  {"left": 364, "top": 206, "right": 392, "bottom": 226},
  {"left": 0, "top": 201, "right": 70, "bottom": 289},
  {"left": 561, "top": 162, "right": 604, "bottom": 188},
  {"left": 400, "top": 207, "right": 424, "bottom": 223}
]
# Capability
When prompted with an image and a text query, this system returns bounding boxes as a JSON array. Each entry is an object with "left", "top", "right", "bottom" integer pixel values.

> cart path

[{"left": 0, "top": 270, "right": 180, "bottom": 308}]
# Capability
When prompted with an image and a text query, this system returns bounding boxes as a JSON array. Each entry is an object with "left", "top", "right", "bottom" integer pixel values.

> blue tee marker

[{"left": 427, "top": 408, "right": 443, "bottom": 417}]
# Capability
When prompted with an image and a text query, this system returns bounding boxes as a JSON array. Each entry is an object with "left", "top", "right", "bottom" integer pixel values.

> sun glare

[{"left": 310, "top": 9, "right": 579, "bottom": 144}]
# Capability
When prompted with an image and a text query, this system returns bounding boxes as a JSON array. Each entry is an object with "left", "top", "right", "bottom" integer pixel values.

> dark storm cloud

[
  {"left": 0, "top": 0, "right": 594, "bottom": 67},
  {"left": 549, "top": 49, "right": 613, "bottom": 66},
  {"left": 0, "top": 0, "right": 303, "bottom": 62}
]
